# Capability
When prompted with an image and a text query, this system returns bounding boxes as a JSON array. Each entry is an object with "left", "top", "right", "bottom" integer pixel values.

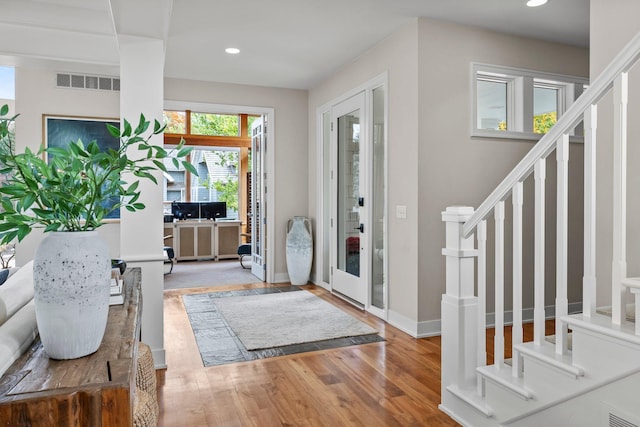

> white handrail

[{"left": 462, "top": 30, "right": 640, "bottom": 238}]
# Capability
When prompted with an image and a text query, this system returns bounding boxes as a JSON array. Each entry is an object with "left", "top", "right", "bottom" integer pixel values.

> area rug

[{"left": 182, "top": 287, "right": 383, "bottom": 367}]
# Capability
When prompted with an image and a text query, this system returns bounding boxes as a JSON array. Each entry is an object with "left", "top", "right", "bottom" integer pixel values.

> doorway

[
  {"left": 163, "top": 101, "right": 275, "bottom": 286},
  {"left": 318, "top": 74, "right": 387, "bottom": 316}
]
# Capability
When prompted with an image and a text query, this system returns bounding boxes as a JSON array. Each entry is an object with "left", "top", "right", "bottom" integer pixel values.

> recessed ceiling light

[
  {"left": 225, "top": 47, "right": 240, "bottom": 55},
  {"left": 526, "top": 0, "right": 548, "bottom": 6}
]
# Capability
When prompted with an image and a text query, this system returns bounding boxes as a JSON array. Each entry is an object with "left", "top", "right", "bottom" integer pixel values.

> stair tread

[
  {"left": 477, "top": 364, "right": 534, "bottom": 400},
  {"left": 596, "top": 304, "right": 636, "bottom": 322},
  {"left": 562, "top": 313, "right": 640, "bottom": 346},
  {"left": 515, "top": 340, "right": 583, "bottom": 377},
  {"left": 622, "top": 277, "right": 640, "bottom": 289},
  {"left": 446, "top": 384, "right": 494, "bottom": 417}
]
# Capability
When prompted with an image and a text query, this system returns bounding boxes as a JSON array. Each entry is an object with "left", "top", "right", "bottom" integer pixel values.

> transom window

[{"left": 472, "top": 64, "right": 588, "bottom": 140}]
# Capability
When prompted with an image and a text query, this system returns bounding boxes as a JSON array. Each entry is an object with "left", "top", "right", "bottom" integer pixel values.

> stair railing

[{"left": 441, "top": 30, "right": 640, "bottom": 400}]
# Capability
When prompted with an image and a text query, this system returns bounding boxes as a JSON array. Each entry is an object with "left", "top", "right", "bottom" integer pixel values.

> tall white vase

[
  {"left": 33, "top": 231, "right": 111, "bottom": 359},
  {"left": 286, "top": 216, "right": 313, "bottom": 286}
]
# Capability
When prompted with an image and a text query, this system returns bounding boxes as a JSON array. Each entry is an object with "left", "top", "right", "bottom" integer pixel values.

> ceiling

[{"left": 0, "top": 0, "right": 589, "bottom": 90}]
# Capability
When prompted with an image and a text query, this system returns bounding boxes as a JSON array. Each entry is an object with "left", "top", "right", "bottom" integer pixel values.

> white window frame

[{"left": 472, "top": 63, "right": 588, "bottom": 141}]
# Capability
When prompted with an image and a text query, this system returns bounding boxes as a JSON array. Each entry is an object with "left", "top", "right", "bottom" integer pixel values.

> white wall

[
  {"left": 11, "top": 65, "right": 308, "bottom": 285},
  {"left": 590, "top": 0, "right": 640, "bottom": 309},
  {"left": 417, "top": 18, "right": 589, "bottom": 323},
  {"left": 165, "top": 78, "right": 308, "bottom": 281},
  {"left": 309, "top": 18, "right": 589, "bottom": 334},
  {"left": 308, "top": 21, "right": 421, "bottom": 332},
  {"left": 14, "top": 66, "right": 120, "bottom": 265}
]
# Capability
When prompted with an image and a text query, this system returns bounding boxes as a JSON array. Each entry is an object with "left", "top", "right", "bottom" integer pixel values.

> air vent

[
  {"left": 610, "top": 413, "right": 638, "bottom": 427},
  {"left": 606, "top": 406, "right": 640, "bottom": 427},
  {"left": 56, "top": 73, "right": 120, "bottom": 92}
]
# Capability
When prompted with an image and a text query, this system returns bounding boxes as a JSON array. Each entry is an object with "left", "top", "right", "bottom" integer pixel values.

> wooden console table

[{"left": 0, "top": 268, "right": 142, "bottom": 426}]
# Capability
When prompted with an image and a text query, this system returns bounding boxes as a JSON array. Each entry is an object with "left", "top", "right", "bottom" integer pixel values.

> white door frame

[
  {"left": 164, "top": 100, "right": 276, "bottom": 283},
  {"left": 315, "top": 72, "right": 388, "bottom": 317}
]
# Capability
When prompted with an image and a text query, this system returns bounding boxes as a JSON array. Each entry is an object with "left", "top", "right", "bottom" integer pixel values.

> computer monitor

[
  {"left": 171, "top": 201, "right": 199, "bottom": 220},
  {"left": 199, "top": 202, "right": 227, "bottom": 220}
]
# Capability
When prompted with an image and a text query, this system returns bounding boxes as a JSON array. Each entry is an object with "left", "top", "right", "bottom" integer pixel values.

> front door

[
  {"left": 251, "top": 116, "right": 266, "bottom": 281},
  {"left": 331, "top": 93, "right": 368, "bottom": 304}
]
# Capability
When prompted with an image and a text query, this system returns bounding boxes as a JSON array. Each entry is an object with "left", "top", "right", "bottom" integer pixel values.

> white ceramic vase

[
  {"left": 33, "top": 231, "right": 111, "bottom": 359},
  {"left": 286, "top": 216, "right": 313, "bottom": 286}
]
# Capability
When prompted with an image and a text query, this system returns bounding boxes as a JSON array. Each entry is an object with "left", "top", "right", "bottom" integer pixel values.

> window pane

[
  {"left": 191, "top": 112, "right": 239, "bottom": 136},
  {"left": 533, "top": 86, "right": 558, "bottom": 134},
  {"left": 477, "top": 79, "right": 507, "bottom": 131},
  {"left": 163, "top": 111, "right": 186, "bottom": 134},
  {"left": 247, "top": 115, "right": 258, "bottom": 133}
]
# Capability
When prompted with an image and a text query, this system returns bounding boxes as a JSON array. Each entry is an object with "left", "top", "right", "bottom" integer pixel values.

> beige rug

[{"left": 212, "top": 290, "right": 378, "bottom": 350}]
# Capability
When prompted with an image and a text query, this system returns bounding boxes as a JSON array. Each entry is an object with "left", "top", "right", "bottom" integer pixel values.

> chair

[
  {"left": 237, "top": 244, "right": 251, "bottom": 269},
  {"left": 163, "top": 235, "right": 175, "bottom": 274}
]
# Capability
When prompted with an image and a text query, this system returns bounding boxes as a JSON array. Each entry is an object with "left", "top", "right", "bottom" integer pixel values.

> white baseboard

[
  {"left": 417, "top": 319, "right": 442, "bottom": 338},
  {"left": 273, "top": 272, "right": 291, "bottom": 283},
  {"left": 387, "top": 309, "right": 419, "bottom": 337},
  {"left": 485, "top": 302, "right": 583, "bottom": 328},
  {"left": 152, "top": 348, "right": 167, "bottom": 369},
  {"left": 389, "top": 302, "right": 584, "bottom": 339}
]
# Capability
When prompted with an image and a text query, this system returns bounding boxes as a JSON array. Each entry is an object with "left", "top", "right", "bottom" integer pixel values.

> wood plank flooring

[{"left": 158, "top": 283, "right": 460, "bottom": 426}]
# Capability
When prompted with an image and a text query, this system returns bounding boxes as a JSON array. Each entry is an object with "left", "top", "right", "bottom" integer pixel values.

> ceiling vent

[{"left": 56, "top": 73, "right": 120, "bottom": 92}]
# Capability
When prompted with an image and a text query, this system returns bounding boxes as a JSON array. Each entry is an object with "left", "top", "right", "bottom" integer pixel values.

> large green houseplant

[
  {"left": 0, "top": 105, "right": 196, "bottom": 240},
  {"left": 0, "top": 104, "right": 196, "bottom": 359}
]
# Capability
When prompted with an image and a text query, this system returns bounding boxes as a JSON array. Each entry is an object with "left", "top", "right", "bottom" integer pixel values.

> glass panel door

[
  {"left": 251, "top": 116, "right": 266, "bottom": 281},
  {"left": 371, "top": 86, "right": 385, "bottom": 310},
  {"left": 331, "top": 93, "right": 367, "bottom": 304}
]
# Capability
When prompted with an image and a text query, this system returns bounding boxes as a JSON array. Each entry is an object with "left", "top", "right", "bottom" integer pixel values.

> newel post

[{"left": 441, "top": 206, "right": 478, "bottom": 394}]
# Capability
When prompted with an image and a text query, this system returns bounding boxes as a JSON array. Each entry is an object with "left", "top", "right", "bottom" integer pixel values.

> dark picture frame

[{"left": 43, "top": 115, "right": 121, "bottom": 219}]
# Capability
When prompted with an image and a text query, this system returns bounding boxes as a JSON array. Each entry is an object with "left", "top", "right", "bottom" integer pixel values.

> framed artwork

[{"left": 43, "top": 115, "right": 121, "bottom": 219}]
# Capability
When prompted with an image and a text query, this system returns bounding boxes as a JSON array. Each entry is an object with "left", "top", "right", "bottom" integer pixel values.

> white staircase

[{"left": 440, "top": 31, "right": 640, "bottom": 427}]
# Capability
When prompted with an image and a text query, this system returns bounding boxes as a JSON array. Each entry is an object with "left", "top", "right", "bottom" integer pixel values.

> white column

[
  {"left": 118, "top": 35, "right": 167, "bottom": 368},
  {"left": 612, "top": 73, "right": 628, "bottom": 326},
  {"left": 441, "top": 206, "right": 478, "bottom": 393}
]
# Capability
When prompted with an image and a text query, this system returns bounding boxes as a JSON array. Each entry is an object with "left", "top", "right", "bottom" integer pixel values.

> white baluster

[
  {"left": 494, "top": 201, "right": 505, "bottom": 368},
  {"left": 556, "top": 135, "right": 569, "bottom": 355},
  {"left": 512, "top": 182, "right": 524, "bottom": 377},
  {"left": 583, "top": 104, "right": 597, "bottom": 318},
  {"left": 477, "top": 220, "right": 487, "bottom": 395},
  {"left": 612, "top": 72, "right": 628, "bottom": 326},
  {"left": 534, "top": 159, "right": 546, "bottom": 346}
]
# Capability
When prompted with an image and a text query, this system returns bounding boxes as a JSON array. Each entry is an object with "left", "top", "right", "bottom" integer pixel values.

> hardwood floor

[{"left": 158, "top": 283, "right": 460, "bottom": 426}]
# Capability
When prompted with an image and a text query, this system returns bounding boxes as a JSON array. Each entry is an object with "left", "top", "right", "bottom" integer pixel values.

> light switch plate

[{"left": 396, "top": 205, "right": 407, "bottom": 219}]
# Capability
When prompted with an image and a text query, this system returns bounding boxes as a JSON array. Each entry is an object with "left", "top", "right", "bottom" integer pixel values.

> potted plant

[{"left": 0, "top": 104, "right": 196, "bottom": 359}]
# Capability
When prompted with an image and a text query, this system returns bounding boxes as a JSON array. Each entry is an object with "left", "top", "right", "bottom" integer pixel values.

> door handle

[{"left": 353, "top": 224, "right": 364, "bottom": 233}]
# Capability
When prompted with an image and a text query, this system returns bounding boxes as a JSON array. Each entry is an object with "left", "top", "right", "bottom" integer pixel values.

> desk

[
  {"left": 164, "top": 220, "right": 241, "bottom": 261},
  {"left": 0, "top": 268, "right": 142, "bottom": 426}
]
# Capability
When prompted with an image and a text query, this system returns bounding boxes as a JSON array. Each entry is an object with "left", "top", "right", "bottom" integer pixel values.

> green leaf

[
  {"left": 16, "top": 224, "right": 31, "bottom": 242},
  {"left": 122, "top": 119, "right": 132, "bottom": 137},
  {"left": 152, "top": 159, "right": 166, "bottom": 171},
  {"left": 0, "top": 104, "right": 8, "bottom": 116},
  {"left": 182, "top": 161, "right": 199, "bottom": 176},
  {"left": 176, "top": 146, "right": 193, "bottom": 158},
  {"left": 106, "top": 123, "right": 120, "bottom": 138},
  {"left": 134, "top": 114, "right": 149, "bottom": 135}
]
